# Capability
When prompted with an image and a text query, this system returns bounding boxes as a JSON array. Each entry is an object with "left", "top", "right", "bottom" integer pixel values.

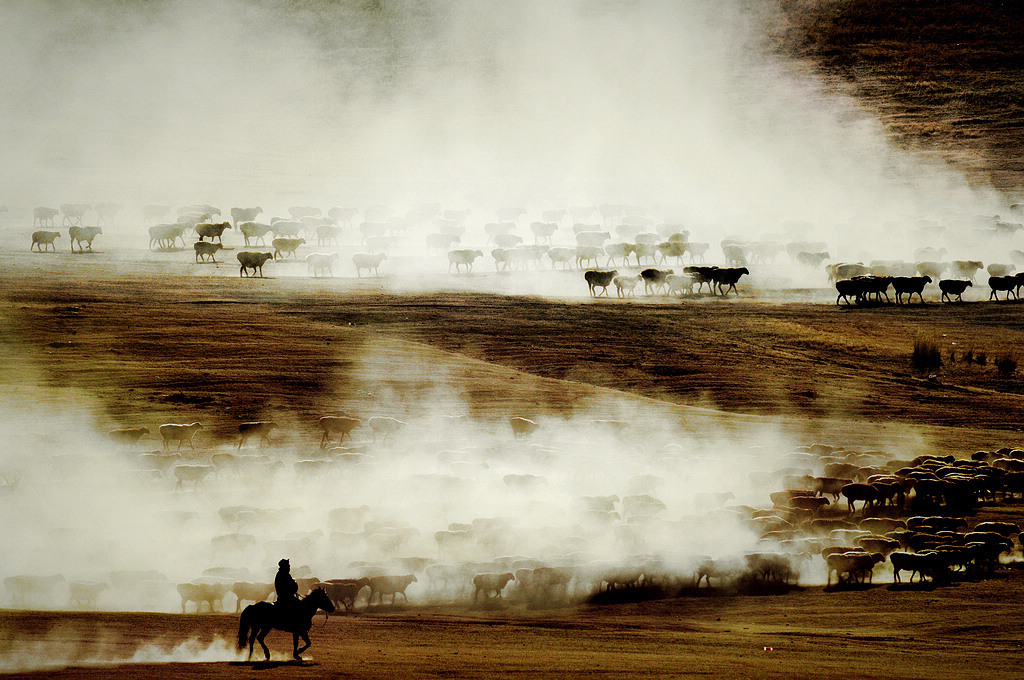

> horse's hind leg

[{"left": 256, "top": 628, "right": 271, "bottom": 661}]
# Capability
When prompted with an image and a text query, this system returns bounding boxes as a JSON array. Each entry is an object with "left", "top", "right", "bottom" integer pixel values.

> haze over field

[{"left": 0, "top": 0, "right": 1006, "bottom": 238}]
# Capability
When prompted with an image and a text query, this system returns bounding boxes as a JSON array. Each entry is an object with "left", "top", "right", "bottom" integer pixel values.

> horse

[{"left": 237, "top": 587, "right": 335, "bottom": 661}]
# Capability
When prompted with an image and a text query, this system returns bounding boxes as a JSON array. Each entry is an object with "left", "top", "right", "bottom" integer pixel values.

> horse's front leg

[{"left": 294, "top": 632, "right": 311, "bottom": 659}]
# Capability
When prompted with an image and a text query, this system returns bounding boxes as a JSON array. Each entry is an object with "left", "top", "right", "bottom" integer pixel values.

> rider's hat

[{"left": 278, "top": 558, "right": 290, "bottom": 568}]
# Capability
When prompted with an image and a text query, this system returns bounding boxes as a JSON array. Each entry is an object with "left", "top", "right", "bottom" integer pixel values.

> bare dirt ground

[{"left": 2, "top": 244, "right": 1024, "bottom": 679}]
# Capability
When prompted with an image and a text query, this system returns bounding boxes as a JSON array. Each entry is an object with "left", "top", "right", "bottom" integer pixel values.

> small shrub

[
  {"left": 997, "top": 355, "right": 1017, "bottom": 378},
  {"left": 912, "top": 339, "right": 942, "bottom": 371},
  {"left": 976, "top": 351, "right": 987, "bottom": 366},
  {"left": 964, "top": 347, "right": 974, "bottom": 364}
]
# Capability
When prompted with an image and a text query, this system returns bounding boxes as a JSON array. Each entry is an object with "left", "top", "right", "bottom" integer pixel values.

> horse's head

[{"left": 309, "top": 587, "right": 336, "bottom": 614}]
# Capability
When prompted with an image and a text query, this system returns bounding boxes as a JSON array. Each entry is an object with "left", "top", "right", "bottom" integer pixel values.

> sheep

[
  {"left": 159, "top": 422, "right": 203, "bottom": 451},
  {"left": 684, "top": 242, "right": 709, "bottom": 263},
  {"left": 231, "top": 581, "right": 274, "bottom": 613},
  {"left": 890, "top": 551, "right": 945, "bottom": 583},
  {"left": 270, "top": 219, "right": 304, "bottom": 238},
  {"left": 427, "top": 232, "right": 461, "bottom": 250},
  {"left": 69, "top": 580, "right": 107, "bottom": 608},
  {"left": 989, "top": 275, "right": 1019, "bottom": 300},
  {"left": 841, "top": 483, "right": 879, "bottom": 515},
  {"left": 68, "top": 226, "right": 102, "bottom": 252},
  {"left": 987, "top": 263, "right": 1016, "bottom": 277},
  {"left": 306, "top": 252, "right": 340, "bottom": 277},
  {"left": 5, "top": 575, "right": 65, "bottom": 607},
  {"left": 494, "top": 232, "right": 523, "bottom": 249},
  {"left": 631, "top": 242, "right": 658, "bottom": 265},
  {"left": 603, "top": 242, "right": 634, "bottom": 267},
  {"left": 721, "top": 242, "right": 749, "bottom": 267},
  {"left": 365, "top": 235, "right": 396, "bottom": 253},
  {"left": 61, "top": 203, "right": 91, "bottom": 226},
  {"left": 530, "top": 221, "right": 558, "bottom": 244},
  {"left": 613, "top": 274, "right": 642, "bottom": 297},
  {"left": 916, "top": 261, "right": 946, "bottom": 279},
  {"left": 547, "top": 246, "right": 575, "bottom": 269},
  {"left": 665, "top": 273, "right": 694, "bottom": 295},
  {"left": 237, "top": 251, "right": 274, "bottom": 277},
  {"left": 368, "top": 416, "right": 405, "bottom": 443},
  {"left": 195, "top": 221, "right": 231, "bottom": 243},
  {"left": 142, "top": 204, "right": 171, "bottom": 224},
  {"left": 952, "top": 260, "right": 983, "bottom": 282},
  {"left": 712, "top": 267, "right": 749, "bottom": 296},
  {"left": 367, "top": 574, "right": 416, "bottom": 605},
  {"left": 31, "top": 230, "right": 61, "bottom": 252},
  {"left": 448, "top": 249, "right": 484, "bottom": 273},
  {"left": 510, "top": 416, "right": 539, "bottom": 438},
  {"left": 655, "top": 240, "right": 687, "bottom": 265},
  {"left": 108, "top": 427, "right": 149, "bottom": 446},
  {"left": 314, "top": 224, "right": 342, "bottom": 246},
  {"left": 328, "top": 206, "right": 357, "bottom": 227},
  {"left": 576, "top": 230, "right": 611, "bottom": 248},
  {"left": 939, "top": 279, "right": 972, "bottom": 302},
  {"left": 640, "top": 268, "right": 673, "bottom": 295},
  {"left": 360, "top": 221, "right": 389, "bottom": 243},
  {"left": 794, "top": 251, "right": 829, "bottom": 268},
  {"left": 230, "top": 207, "right": 262, "bottom": 228},
  {"left": 472, "top": 572, "right": 515, "bottom": 601},
  {"left": 825, "top": 551, "right": 884, "bottom": 586},
  {"left": 194, "top": 241, "right": 223, "bottom": 263},
  {"left": 322, "top": 578, "right": 371, "bottom": 611},
  {"left": 584, "top": 269, "right": 617, "bottom": 296},
  {"left": 177, "top": 582, "right": 228, "bottom": 613},
  {"left": 833, "top": 263, "right": 870, "bottom": 281},
  {"left": 33, "top": 206, "right": 59, "bottom": 227},
  {"left": 179, "top": 204, "right": 220, "bottom": 218},
  {"left": 892, "top": 275, "right": 931, "bottom": 304},
  {"left": 484, "top": 222, "right": 516, "bottom": 243},
  {"left": 575, "top": 245, "right": 603, "bottom": 269},
  {"left": 272, "top": 237, "right": 305, "bottom": 260},
  {"left": 149, "top": 223, "right": 188, "bottom": 249},
  {"left": 319, "top": 416, "right": 361, "bottom": 447},
  {"left": 353, "top": 251, "right": 387, "bottom": 277},
  {"left": 173, "top": 464, "right": 214, "bottom": 490},
  {"left": 239, "top": 221, "right": 273, "bottom": 246},
  {"left": 237, "top": 421, "right": 278, "bottom": 449}
]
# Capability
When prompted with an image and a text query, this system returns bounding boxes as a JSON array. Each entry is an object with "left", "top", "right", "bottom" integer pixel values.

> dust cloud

[{"left": 0, "top": 0, "right": 1006, "bottom": 254}]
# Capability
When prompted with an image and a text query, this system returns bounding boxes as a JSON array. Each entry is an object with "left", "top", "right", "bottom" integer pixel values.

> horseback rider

[{"left": 274, "top": 558, "right": 299, "bottom": 617}]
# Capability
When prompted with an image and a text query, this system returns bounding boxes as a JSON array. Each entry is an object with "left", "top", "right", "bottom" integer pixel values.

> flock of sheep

[
  {"left": 7, "top": 402, "right": 1024, "bottom": 614},
  {"left": 18, "top": 200, "right": 1024, "bottom": 304}
]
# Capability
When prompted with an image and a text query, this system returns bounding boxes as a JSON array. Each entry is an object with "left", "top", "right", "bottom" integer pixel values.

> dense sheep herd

[
  {"left": 5, "top": 404, "right": 1024, "bottom": 614},
  {"left": 9, "top": 200, "right": 1024, "bottom": 303}
]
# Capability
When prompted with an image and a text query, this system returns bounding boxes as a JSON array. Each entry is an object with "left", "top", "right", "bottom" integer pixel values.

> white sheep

[
  {"left": 306, "top": 252, "right": 340, "bottom": 277},
  {"left": 613, "top": 274, "right": 641, "bottom": 298},
  {"left": 448, "top": 249, "right": 484, "bottom": 273},
  {"left": 173, "top": 464, "right": 214, "bottom": 490},
  {"left": 353, "top": 252, "right": 387, "bottom": 277},
  {"left": 368, "top": 416, "right": 405, "bottom": 443},
  {"left": 159, "top": 422, "right": 203, "bottom": 450}
]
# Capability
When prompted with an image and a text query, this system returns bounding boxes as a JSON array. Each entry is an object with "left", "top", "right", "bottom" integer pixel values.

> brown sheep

[{"left": 319, "top": 416, "right": 361, "bottom": 447}]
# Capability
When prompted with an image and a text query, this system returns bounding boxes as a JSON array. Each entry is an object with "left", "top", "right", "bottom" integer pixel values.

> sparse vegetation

[
  {"left": 997, "top": 355, "right": 1018, "bottom": 378},
  {"left": 912, "top": 339, "right": 942, "bottom": 372}
]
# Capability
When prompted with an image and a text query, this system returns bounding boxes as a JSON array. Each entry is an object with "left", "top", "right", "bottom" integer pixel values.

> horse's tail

[{"left": 237, "top": 608, "right": 251, "bottom": 650}]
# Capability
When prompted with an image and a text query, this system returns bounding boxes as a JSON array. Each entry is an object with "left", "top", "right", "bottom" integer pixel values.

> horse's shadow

[{"left": 230, "top": 660, "right": 316, "bottom": 670}]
